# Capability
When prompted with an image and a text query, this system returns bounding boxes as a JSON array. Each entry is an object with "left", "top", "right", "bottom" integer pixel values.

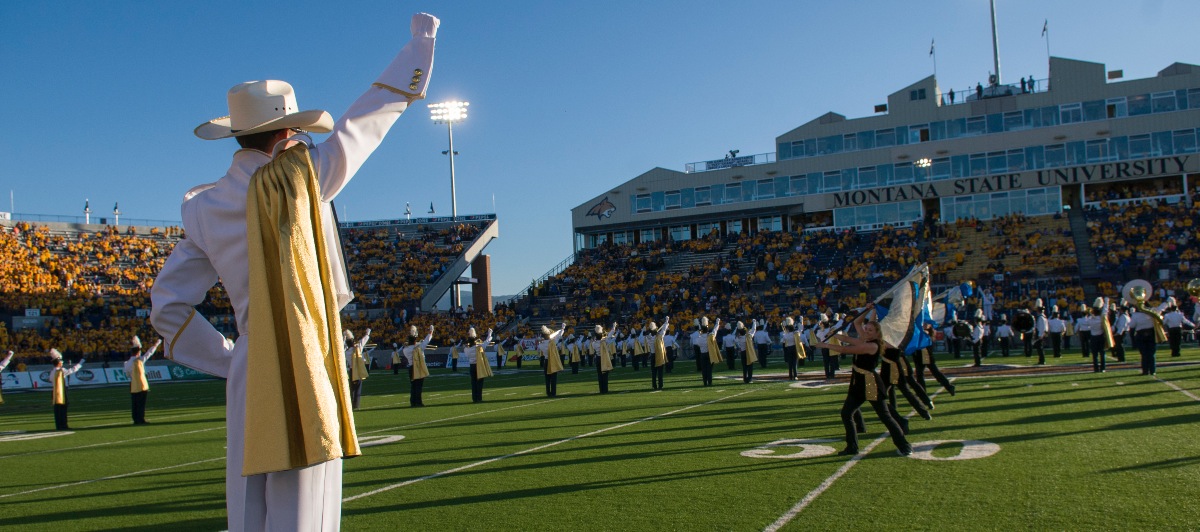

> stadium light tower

[{"left": 428, "top": 101, "right": 469, "bottom": 220}]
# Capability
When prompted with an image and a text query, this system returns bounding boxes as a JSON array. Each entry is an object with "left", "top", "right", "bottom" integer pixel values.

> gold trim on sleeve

[
  {"left": 371, "top": 82, "right": 423, "bottom": 99},
  {"left": 168, "top": 308, "right": 197, "bottom": 360}
]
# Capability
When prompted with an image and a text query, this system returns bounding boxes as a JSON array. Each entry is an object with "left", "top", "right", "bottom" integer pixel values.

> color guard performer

[
  {"left": 880, "top": 346, "right": 932, "bottom": 435},
  {"left": 811, "top": 307, "right": 912, "bottom": 457},
  {"left": 125, "top": 335, "right": 162, "bottom": 425},
  {"left": 649, "top": 317, "right": 671, "bottom": 390},
  {"left": 48, "top": 349, "right": 84, "bottom": 431},
  {"left": 913, "top": 324, "right": 956, "bottom": 396},
  {"left": 403, "top": 325, "right": 433, "bottom": 407}
]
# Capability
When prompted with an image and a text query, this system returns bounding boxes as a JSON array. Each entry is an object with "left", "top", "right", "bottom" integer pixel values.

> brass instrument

[
  {"left": 1122, "top": 279, "right": 1167, "bottom": 343},
  {"left": 1186, "top": 278, "right": 1200, "bottom": 298}
]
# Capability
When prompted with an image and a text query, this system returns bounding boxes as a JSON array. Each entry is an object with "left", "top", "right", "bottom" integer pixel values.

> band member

[
  {"left": 649, "top": 317, "right": 671, "bottom": 390},
  {"left": 706, "top": 318, "right": 723, "bottom": 385},
  {"left": 1047, "top": 307, "right": 1065, "bottom": 358},
  {"left": 594, "top": 323, "right": 617, "bottom": 394},
  {"left": 694, "top": 317, "right": 720, "bottom": 386},
  {"left": 1024, "top": 302, "right": 1047, "bottom": 364},
  {"left": 754, "top": 319, "right": 771, "bottom": 369},
  {"left": 1077, "top": 305, "right": 1093, "bottom": 360},
  {"left": 969, "top": 318, "right": 987, "bottom": 367},
  {"left": 663, "top": 328, "right": 679, "bottom": 373},
  {"left": 48, "top": 349, "right": 85, "bottom": 430},
  {"left": 735, "top": 321, "right": 759, "bottom": 384},
  {"left": 995, "top": 315, "right": 1013, "bottom": 357},
  {"left": 721, "top": 322, "right": 737, "bottom": 371},
  {"left": 811, "top": 307, "right": 912, "bottom": 457},
  {"left": 913, "top": 325, "right": 956, "bottom": 396},
  {"left": 391, "top": 343, "right": 402, "bottom": 375},
  {"left": 689, "top": 320, "right": 705, "bottom": 375},
  {"left": 0, "top": 350, "right": 12, "bottom": 405},
  {"left": 1131, "top": 303, "right": 1161, "bottom": 376},
  {"left": 781, "top": 317, "right": 801, "bottom": 380},
  {"left": 346, "top": 329, "right": 372, "bottom": 409},
  {"left": 540, "top": 323, "right": 566, "bottom": 397},
  {"left": 468, "top": 327, "right": 494, "bottom": 403},
  {"left": 514, "top": 336, "right": 526, "bottom": 369},
  {"left": 495, "top": 335, "right": 508, "bottom": 369},
  {"left": 1112, "top": 306, "right": 1130, "bottom": 362},
  {"left": 403, "top": 325, "right": 433, "bottom": 407},
  {"left": 567, "top": 332, "right": 582, "bottom": 374},
  {"left": 1162, "top": 298, "right": 1195, "bottom": 357},
  {"left": 1086, "top": 298, "right": 1114, "bottom": 373},
  {"left": 449, "top": 339, "right": 461, "bottom": 372},
  {"left": 125, "top": 335, "right": 162, "bottom": 425}
]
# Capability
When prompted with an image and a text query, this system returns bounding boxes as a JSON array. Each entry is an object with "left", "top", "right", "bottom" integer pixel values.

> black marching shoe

[{"left": 838, "top": 448, "right": 859, "bottom": 456}]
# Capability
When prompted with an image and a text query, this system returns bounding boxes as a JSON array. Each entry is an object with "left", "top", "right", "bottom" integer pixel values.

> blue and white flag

[{"left": 876, "top": 268, "right": 935, "bottom": 355}]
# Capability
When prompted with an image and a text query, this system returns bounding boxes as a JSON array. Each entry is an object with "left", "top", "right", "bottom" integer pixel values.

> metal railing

[
  {"left": 511, "top": 253, "right": 578, "bottom": 303},
  {"left": 684, "top": 152, "right": 776, "bottom": 174},
  {"left": 6, "top": 213, "right": 182, "bottom": 227}
]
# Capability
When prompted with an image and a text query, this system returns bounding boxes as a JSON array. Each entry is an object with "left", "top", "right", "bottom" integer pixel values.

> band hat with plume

[
  {"left": 724, "top": 322, "right": 732, "bottom": 330},
  {"left": 541, "top": 325, "right": 552, "bottom": 335},
  {"left": 195, "top": 80, "right": 334, "bottom": 140},
  {"left": 648, "top": 321, "right": 658, "bottom": 332},
  {"left": 700, "top": 317, "right": 710, "bottom": 328},
  {"left": 49, "top": 348, "right": 63, "bottom": 361},
  {"left": 132, "top": 335, "right": 142, "bottom": 349},
  {"left": 344, "top": 330, "right": 354, "bottom": 341},
  {"left": 783, "top": 317, "right": 794, "bottom": 328},
  {"left": 1093, "top": 297, "right": 1106, "bottom": 309},
  {"left": 595, "top": 324, "right": 603, "bottom": 334},
  {"left": 691, "top": 318, "right": 700, "bottom": 328},
  {"left": 468, "top": 327, "right": 477, "bottom": 339},
  {"left": 736, "top": 321, "right": 745, "bottom": 330},
  {"left": 409, "top": 325, "right": 419, "bottom": 337}
]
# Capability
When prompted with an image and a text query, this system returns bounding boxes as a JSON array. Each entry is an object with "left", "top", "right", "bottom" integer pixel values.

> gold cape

[{"left": 244, "top": 144, "right": 360, "bottom": 477}]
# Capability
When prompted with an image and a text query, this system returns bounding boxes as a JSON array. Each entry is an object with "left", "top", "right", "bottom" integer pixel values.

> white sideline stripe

[
  {"left": 0, "top": 427, "right": 223, "bottom": 461},
  {"left": 344, "top": 388, "right": 759, "bottom": 503},
  {"left": 78, "top": 410, "right": 208, "bottom": 430},
  {"left": 1156, "top": 376, "right": 1200, "bottom": 402},
  {"left": 358, "top": 399, "right": 561, "bottom": 435},
  {"left": 0, "top": 457, "right": 224, "bottom": 500},
  {"left": 764, "top": 381, "right": 952, "bottom": 532}
]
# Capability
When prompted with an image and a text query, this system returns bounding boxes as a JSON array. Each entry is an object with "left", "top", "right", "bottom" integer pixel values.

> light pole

[
  {"left": 429, "top": 100, "right": 469, "bottom": 310},
  {"left": 428, "top": 101, "right": 469, "bottom": 219}
]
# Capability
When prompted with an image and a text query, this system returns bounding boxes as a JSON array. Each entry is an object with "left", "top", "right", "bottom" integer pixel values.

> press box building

[{"left": 571, "top": 57, "right": 1200, "bottom": 250}]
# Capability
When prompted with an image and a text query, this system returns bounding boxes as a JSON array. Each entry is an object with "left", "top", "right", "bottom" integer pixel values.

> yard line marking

[
  {"left": 0, "top": 427, "right": 224, "bottom": 460},
  {"left": 764, "top": 381, "right": 951, "bottom": 532},
  {"left": 0, "top": 457, "right": 224, "bottom": 500},
  {"left": 358, "top": 399, "right": 561, "bottom": 435},
  {"left": 1156, "top": 376, "right": 1200, "bottom": 402},
  {"left": 77, "top": 410, "right": 211, "bottom": 430},
  {"left": 344, "top": 388, "right": 760, "bottom": 503}
]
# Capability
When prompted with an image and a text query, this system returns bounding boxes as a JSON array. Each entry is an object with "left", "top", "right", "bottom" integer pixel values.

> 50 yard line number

[{"left": 742, "top": 438, "right": 1000, "bottom": 461}]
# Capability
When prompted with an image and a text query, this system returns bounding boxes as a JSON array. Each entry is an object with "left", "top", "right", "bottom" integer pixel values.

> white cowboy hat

[{"left": 195, "top": 80, "right": 333, "bottom": 140}]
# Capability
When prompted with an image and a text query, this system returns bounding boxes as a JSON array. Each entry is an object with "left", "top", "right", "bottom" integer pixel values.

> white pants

[{"left": 226, "top": 348, "right": 344, "bottom": 531}]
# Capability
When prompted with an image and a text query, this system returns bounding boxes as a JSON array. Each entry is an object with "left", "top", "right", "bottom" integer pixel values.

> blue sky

[{"left": 2, "top": 1, "right": 1198, "bottom": 295}]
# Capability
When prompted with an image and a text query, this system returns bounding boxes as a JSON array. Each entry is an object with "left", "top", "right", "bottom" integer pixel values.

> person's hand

[
  {"left": 365, "top": 328, "right": 372, "bottom": 336},
  {"left": 412, "top": 13, "right": 440, "bottom": 39}
]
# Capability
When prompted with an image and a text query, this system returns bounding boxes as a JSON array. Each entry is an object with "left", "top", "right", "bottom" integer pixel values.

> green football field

[{"left": 2, "top": 347, "right": 1199, "bottom": 531}]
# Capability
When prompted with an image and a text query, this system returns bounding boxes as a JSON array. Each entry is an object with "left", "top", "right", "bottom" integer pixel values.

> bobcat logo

[{"left": 587, "top": 197, "right": 616, "bottom": 220}]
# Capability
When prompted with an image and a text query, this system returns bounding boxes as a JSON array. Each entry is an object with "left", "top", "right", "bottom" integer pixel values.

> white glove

[{"left": 412, "top": 13, "right": 440, "bottom": 39}]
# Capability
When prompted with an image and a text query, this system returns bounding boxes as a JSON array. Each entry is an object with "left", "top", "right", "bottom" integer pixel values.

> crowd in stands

[
  {"left": 1086, "top": 197, "right": 1198, "bottom": 296},
  {"left": 341, "top": 222, "right": 483, "bottom": 310}
]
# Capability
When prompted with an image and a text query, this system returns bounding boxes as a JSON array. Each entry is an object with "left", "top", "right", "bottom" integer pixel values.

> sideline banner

[{"left": 1, "top": 372, "right": 33, "bottom": 390}]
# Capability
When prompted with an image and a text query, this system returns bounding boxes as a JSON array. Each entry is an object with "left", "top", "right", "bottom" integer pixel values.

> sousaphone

[{"left": 1122, "top": 279, "right": 1166, "bottom": 343}]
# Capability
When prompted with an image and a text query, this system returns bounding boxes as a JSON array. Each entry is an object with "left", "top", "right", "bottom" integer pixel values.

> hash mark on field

[
  {"left": 344, "top": 388, "right": 761, "bottom": 503},
  {"left": 765, "top": 380, "right": 952, "bottom": 531},
  {"left": 0, "top": 427, "right": 224, "bottom": 460}
]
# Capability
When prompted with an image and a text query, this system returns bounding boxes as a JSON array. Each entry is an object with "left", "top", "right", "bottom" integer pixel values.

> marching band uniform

[
  {"left": 403, "top": 326, "right": 433, "bottom": 407},
  {"left": 1131, "top": 308, "right": 1160, "bottom": 376},
  {"left": 705, "top": 319, "right": 723, "bottom": 386},
  {"left": 1112, "top": 309, "right": 1130, "bottom": 362},
  {"left": 1085, "top": 312, "right": 1109, "bottom": 373},
  {"left": 650, "top": 318, "right": 670, "bottom": 390},
  {"left": 694, "top": 318, "right": 720, "bottom": 386},
  {"left": 391, "top": 344, "right": 402, "bottom": 375},
  {"left": 629, "top": 329, "right": 644, "bottom": 371},
  {"left": 1163, "top": 304, "right": 1195, "bottom": 358},
  {"left": 689, "top": 325, "right": 704, "bottom": 374},
  {"left": 663, "top": 331, "right": 678, "bottom": 373},
  {"left": 814, "top": 319, "right": 911, "bottom": 456},
  {"left": 1027, "top": 308, "right": 1047, "bottom": 364},
  {"left": 1077, "top": 311, "right": 1092, "bottom": 360},
  {"left": 944, "top": 323, "right": 961, "bottom": 359},
  {"left": 468, "top": 328, "right": 494, "bottom": 403},
  {"left": 0, "top": 351, "right": 12, "bottom": 405},
  {"left": 514, "top": 337, "right": 525, "bottom": 370},
  {"left": 880, "top": 347, "right": 932, "bottom": 434},
  {"left": 913, "top": 327, "right": 956, "bottom": 396},
  {"left": 736, "top": 321, "right": 758, "bottom": 384},
  {"left": 49, "top": 350, "right": 84, "bottom": 430},
  {"left": 995, "top": 318, "right": 1013, "bottom": 357},
  {"left": 970, "top": 320, "right": 987, "bottom": 367},
  {"left": 595, "top": 324, "right": 616, "bottom": 393},
  {"left": 568, "top": 334, "right": 582, "bottom": 374},
  {"left": 347, "top": 329, "right": 372, "bottom": 410},
  {"left": 819, "top": 317, "right": 839, "bottom": 378},
  {"left": 124, "top": 336, "right": 161, "bottom": 425},
  {"left": 1047, "top": 312, "right": 1066, "bottom": 358},
  {"left": 450, "top": 341, "right": 461, "bottom": 372},
  {"left": 540, "top": 324, "right": 566, "bottom": 397},
  {"left": 753, "top": 321, "right": 770, "bottom": 369},
  {"left": 721, "top": 324, "right": 737, "bottom": 371},
  {"left": 781, "top": 318, "right": 800, "bottom": 380}
]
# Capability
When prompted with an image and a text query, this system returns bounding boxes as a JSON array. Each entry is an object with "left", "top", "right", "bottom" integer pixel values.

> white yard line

[
  {"left": 344, "top": 388, "right": 759, "bottom": 503},
  {"left": 764, "top": 381, "right": 952, "bottom": 532},
  {"left": 0, "top": 427, "right": 224, "bottom": 460},
  {"left": 0, "top": 457, "right": 225, "bottom": 500},
  {"left": 1156, "top": 376, "right": 1200, "bottom": 402},
  {"left": 358, "top": 399, "right": 562, "bottom": 435}
]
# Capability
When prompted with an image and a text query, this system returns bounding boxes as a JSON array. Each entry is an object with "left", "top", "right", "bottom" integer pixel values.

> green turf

[{"left": 1, "top": 346, "right": 1199, "bottom": 531}]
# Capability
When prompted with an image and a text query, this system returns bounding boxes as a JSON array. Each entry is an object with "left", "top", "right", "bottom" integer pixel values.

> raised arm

[
  {"left": 549, "top": 323, "right": 566, "bottom": 341},
  {"left": 657, "top": 317, "right": 670, "bottom": 340},
  {"left": 141, "top": 339, "right": 162, "bottom": 362},
  {"left": 0, "top": 351, "right": 12, "bottom": 372},
  {"left": 64, "top": 358, "right": 85, "bottom": 376},
  {"left": 483, "top": 329, "right": 494, "bottom": 346},
  {"left": 357, "top": 328, "right": 373, "bottom": 353},
  {"left": 420, "top": 326, "right": 434, "bottom": 349}
]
